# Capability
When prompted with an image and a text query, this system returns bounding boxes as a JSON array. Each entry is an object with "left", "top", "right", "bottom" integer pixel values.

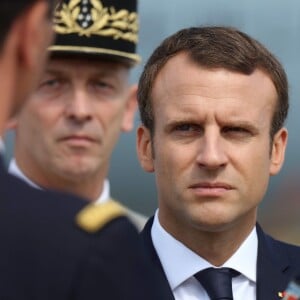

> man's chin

[{"left": 61, "top": 166, "right": 96, "bottom": 181}]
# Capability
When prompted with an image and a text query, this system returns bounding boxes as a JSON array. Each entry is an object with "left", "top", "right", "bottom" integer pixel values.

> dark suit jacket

[
  {"left": 141, "top": 216, "right": 300, "bottom": 300},
  {"left": 0, "top": 158, "right": 167, "bottom": 300}
]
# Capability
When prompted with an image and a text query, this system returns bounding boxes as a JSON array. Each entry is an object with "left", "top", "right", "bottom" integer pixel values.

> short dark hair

[
  {"left": 0, "top": 0, "right": 56, "bottom": 49},
  {"left": 138, "top": 26, "right": 288, "bottom": 138}
]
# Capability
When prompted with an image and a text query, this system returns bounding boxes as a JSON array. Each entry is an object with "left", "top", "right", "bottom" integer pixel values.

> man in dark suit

[
  {"left": 0, "top": 1, "right": 170, "bottom": 299},
  {"left": 136, "top": 26, "right": 300, "bottom": 299}
]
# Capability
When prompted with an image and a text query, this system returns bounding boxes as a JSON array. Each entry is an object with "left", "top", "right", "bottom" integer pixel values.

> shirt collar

[
  {"left": 9, "top": 158, "right": 40, "bottom": 189},
  {"left": 222, "top": 225, "right": 257, "bottom": 283},
  {"left": 151, "top": 210, "right": 257, "bottom": 291},
  {"left": 94, "top": 179, "right": 110, "bottom": 204},
  {"left": 8, "top": 158, "right": 111, "bottom": 203}
]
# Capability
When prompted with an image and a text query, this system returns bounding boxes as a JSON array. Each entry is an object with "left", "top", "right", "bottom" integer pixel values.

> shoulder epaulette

[{"left": 76, "top": 200, "right": 125, "bottom": 233}]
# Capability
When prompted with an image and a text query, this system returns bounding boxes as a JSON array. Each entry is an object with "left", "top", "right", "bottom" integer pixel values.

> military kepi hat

[{"left": 49, "top": 0, "right": 140, "bottom": 66}]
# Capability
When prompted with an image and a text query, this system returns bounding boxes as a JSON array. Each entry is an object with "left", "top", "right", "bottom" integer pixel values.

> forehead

[
  {"left": 150, "top": 53, "right": 278, "bottom": 128},
  {"left": 152, "top": 52, "right": 277, "bottom": 113},
  {"left": 45, "top": 57, "right": 130, "bottom": 77}
]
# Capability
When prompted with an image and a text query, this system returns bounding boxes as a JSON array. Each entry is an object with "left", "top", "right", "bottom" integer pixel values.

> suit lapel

[
  {"left": 141, "top": 217, "right": 175, "bottom": 300},
  {"left": 256, "top": 224, "right": 290, "bottom": 300}
]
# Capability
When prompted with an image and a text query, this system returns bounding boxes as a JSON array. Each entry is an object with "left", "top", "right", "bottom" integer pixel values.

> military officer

[{"left": 9, "top": 0, "right": 147, "bottom": 230}]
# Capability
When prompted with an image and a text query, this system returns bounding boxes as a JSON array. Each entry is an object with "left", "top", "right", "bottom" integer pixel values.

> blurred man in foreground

[{"left": 0, "top": 1, "right": 168, "bottom": 299}]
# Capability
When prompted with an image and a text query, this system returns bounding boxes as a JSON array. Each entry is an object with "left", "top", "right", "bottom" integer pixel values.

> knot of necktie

[{"left": 194, "top": 267, "right": 240, "bottom": 300}]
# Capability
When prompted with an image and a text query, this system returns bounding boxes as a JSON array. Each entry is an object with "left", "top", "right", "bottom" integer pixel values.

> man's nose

[
  {"left": 196, "top": 129, "right": 228, "bottom": 170},
  {"left": 65, "top": 90, "right": 92, "bottom": 123}
]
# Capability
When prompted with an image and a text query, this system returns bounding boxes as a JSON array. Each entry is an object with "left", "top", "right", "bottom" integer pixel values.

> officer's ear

[
  {"left": 136, "top": 125, "right": 155, "bottom": 173},
  {"left": 121, "top": 84, "right": 138, "bottom": 132}
]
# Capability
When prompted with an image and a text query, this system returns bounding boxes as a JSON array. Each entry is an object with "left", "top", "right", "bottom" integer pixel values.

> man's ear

[
  {"left": 270, "top": 127, "right": 288, "bottom": 176},
  {"left": 136, "top": 125, "right": 155, "bottom": 173},
  {"left": 18, "top": 1, "right": 53, "bottom": 69},
  {"left": 121, "top": 84, "right": 138, "bottom": 132}
]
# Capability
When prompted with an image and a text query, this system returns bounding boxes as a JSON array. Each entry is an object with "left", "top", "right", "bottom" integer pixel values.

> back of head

[
  {"left": 50, "top": 0, "right": 140, "bottom": 67},
  {"left": 0, "top": 1, "right": 55, "bottom": 50},
  {"left": 138, "top": 26, "right": 288, "bottom": 138}
]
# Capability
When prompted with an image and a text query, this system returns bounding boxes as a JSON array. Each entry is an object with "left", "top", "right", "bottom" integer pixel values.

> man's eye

[
  {"left": 95, "top": 81, "right": 108, "bottom": 87},
  {"left": 174, "top": 124, "right": 202, "bottom": 132},
  {"left": 38, "top": 79, "right": 60, "bottom": 89},
  {"left": 222, "top": 126, "right": 251, "bottom": 137},
  {"left": 93, "top": 81, "right": 114, "bottom": 90},
  {"left": 47, "top": 79, "right": 59, "bottom": 86},
  {"left": 175, "top": 124, "right": 193, "bottom": 131}
]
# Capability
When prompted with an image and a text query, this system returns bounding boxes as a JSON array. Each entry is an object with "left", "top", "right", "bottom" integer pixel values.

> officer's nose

[{"left": 65, "top": 90, "right": 92, "bottom": 123}]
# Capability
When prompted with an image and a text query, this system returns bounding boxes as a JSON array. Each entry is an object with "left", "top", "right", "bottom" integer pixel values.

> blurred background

[{"left": 4, "top": 0, "right": 300, "bottom": 244}]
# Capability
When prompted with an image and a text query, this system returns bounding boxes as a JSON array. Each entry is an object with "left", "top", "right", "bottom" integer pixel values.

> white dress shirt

[
  {"left": 8, "top": 158, "right": 111, "bottom": 203},
  {"left": 151, "top": 211, "right": 257, "bottom": 300}
]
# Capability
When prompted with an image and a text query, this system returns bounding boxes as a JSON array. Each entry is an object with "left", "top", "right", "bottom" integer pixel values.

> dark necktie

[{"left": 194, "top": 267, "right": 239, "bottom": 300}]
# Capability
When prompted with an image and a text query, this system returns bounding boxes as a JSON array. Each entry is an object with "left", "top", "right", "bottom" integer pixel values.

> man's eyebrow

[{"left": 222, "top": 120, "right": 260, "bottom": 133}]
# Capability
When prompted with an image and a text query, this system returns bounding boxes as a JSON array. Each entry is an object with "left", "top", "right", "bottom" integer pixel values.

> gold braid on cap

[{"left": 54, "top": 0, "right": 138, "bottom": 43}]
